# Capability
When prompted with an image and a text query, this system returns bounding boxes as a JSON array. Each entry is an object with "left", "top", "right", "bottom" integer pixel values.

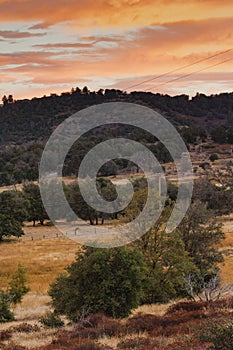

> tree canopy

[
  {"left": 49, "top": 246, "right": 146, "bottom": 319},
  {"left": 0, "top": 190, "right": 28, "bottom": 241}
]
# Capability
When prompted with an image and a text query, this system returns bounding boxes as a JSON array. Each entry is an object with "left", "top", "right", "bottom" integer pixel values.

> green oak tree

[
  {"left": 0, "top": 190, "right": 28, "bottom": 241},
  {"left": 49, "top": 246, "right": 146, "bottom": 319}
]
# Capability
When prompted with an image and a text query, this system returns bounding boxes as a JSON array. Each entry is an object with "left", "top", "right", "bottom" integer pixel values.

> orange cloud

[
  {"left": 0, "top": 0, "right": 232, "bottom": 28},
  {"left": 0, "top": 1, "right": 232, "bottom": 99}
]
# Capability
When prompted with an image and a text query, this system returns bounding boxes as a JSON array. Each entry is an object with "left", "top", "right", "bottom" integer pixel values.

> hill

[
  {"left": 0, "top": 89, "right": 232, "bottom": 187},
  {"left": 0, "top": 89, "right": 233, "bottom": 146}
]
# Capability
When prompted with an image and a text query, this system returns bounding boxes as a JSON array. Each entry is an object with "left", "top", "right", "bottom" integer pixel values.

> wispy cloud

[
  {"left": 0, "top": 30, "right": 46, "bottom": 39},
  {"left": 33, "top": 42, "right": 94, "bottom": 49}
]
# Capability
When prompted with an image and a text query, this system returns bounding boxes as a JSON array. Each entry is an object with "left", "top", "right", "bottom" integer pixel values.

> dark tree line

[
  {"left": 0, "top": 137, "right": 172, "bottom": 187},
  {"left": 0, "top": 89, "right": 232, "bottom": 146},
  {"left": 211, "top": 125, "right": 233, "bottom": 144}
]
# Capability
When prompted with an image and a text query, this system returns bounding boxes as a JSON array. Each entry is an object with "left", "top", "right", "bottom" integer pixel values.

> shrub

[
  {"left": 0, "top": 329, "right": 12, "bottom": 341},
  {"left": 166, "top": 297, "right": 233, "bottom": 315},
  {"left": 117, "top": 337, "right": 151, "bottom": 349},
  {"left": 84, "top": 313, "right": 108, "bottom": 328},
  {"left": 49, "top": 247, "right": 146, "bottom": 319},
  {"left": 0, "top": 265, "right": 29, "bottom": 323},
  {"left": 200, "top": 319, "right": 233, "bottom": 350},
  {"left": 49, "top": 330, "right": 114, "bottom": 349},
  {"left": 39, "top": 311, "right": 64, "bottom": 328},
  {"left": 126, "top": 313, "right": 163, "bottom": 333},
  {"left": 73, "top": 313, "right": 123, "bottom": 339},
  {"left": 166, "top": 301, "right": 207, "bottom": 315},
  {"left": 209, "top": 153, "right": 218, "bottom": 162},
  {"left": 8, "top": 264, "right": 30, "bottom": 304},
  {"left": 0, "top": 290, "right": 14, "bottom": 322},
  {"left": 10, "top": 323, "right": 40, "bottom": 333},
  {"left": 199, "top": 162, "right": 211, "bottom": 170}
]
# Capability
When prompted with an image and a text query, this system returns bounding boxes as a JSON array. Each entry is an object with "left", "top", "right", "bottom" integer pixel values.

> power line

[
  {"left": 124, "top": 48, "right": 232, "bottom": 90},
  {"left": 148, "top": 56, "right": 233, "bottom": 91}
]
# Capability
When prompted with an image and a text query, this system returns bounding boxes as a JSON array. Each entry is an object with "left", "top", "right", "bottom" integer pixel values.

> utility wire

[
  {"left": 148, "top": 57, "right": 233, "bottom": 91},
  {"left": 124, "top": 48, "right": 232, "bottom": 90},
  {"left": 147, "top": 57, "right": 233, "bottom": 90}
]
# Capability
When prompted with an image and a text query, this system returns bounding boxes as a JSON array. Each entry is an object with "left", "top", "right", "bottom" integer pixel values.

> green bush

[
  {"left": 200, "top": 320, "right": 233, "bottom": 350},
  {"left": 0, "top": 290, "right": 14, "bottom": 322},
  {"left": 39, "top": 311, "right": 64, "bottom": 328},
  {"left": 0, "top": 265, "right": 29, "bottom": 323},
  {"left": 8, "top": 264, "right": 30, "bottom": 304},
  {"left": 49, "top": 247, "right": 146, "bottom": 320}
]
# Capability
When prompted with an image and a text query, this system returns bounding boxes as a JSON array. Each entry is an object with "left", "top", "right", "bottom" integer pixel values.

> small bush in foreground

[
  {"left": 73, "top": 313, "right": 123, "bottom": 339},
  {"left": 0, "top": 265, "right": 29, "bottom": 323},
  {"left": 0, "top": 290, "right": 14, "bottom": 322},
  {"left": 0, "top": 329, "right": 12, "bottom": 341},
  {"left": 166, "top": 301, "right": 207, "bottom": 314},
  {"left": 40, "top": 311, "right": 64, "bottom": 328}
]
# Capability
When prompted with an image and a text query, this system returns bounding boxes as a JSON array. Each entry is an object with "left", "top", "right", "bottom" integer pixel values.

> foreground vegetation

[
  {"left": 2, "top": 296, "right": 233, "bottom": 349},
  {"left": 0, "top": 220, "right": 232, "bottom": 349}
]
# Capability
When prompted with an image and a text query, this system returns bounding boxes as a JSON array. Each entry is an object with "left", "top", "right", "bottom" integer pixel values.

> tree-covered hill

[
  {"left": 0, "top": 88, "right": 232, "bottom": 186},
  {"left": 0, "top": 88, "right": 233, "bottom": 146}
]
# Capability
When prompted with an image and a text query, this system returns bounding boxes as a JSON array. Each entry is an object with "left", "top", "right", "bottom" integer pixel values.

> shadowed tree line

[
  {"left": 0, "top": 89, "right": 232, "bottom": 147},
  {"left": 0, "top": 88, "right": 232, "bottom": 187}
]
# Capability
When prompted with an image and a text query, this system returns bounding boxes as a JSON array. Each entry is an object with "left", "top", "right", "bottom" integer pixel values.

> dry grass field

[
  {"left": 0, "top": 225, "right": 78, "bottom": 292},
  {"left": 0, "top": 225, "right": 79, "bottom": 348},
  {"left": 0, "top": 213, "right": 232, "bottom": 296},
  {"left": 219, "top": 214, "right": 233, "bottom": 285}
]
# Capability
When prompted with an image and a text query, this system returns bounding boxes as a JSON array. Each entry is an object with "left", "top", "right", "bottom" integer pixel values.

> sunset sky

[{"left": 0, "top": 0, "right": 232, "bottom": 99}]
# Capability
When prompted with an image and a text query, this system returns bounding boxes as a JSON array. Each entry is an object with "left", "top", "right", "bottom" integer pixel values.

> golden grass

[
  {"left": 131, "top": 302, "right": 174, "bottom": 316},
  {"left": 216, "top": 215, "right": 233, "bottom": 285},
  {"left": 13, "top": 293, "right": 51, "bottom": 321},
  {"left": 10, "top": 328, "right": 57, "bottom": 349},
  {"left": 0, "top": 225, "right": 78, "bottom": 293},
  {"left": 220, "top": 255, "right": 233, "bottom": 285}
]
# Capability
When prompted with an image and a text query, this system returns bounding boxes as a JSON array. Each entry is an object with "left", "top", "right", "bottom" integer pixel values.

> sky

[{"left": 0, "top": 0, "right": 232, "bottom": 99}]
